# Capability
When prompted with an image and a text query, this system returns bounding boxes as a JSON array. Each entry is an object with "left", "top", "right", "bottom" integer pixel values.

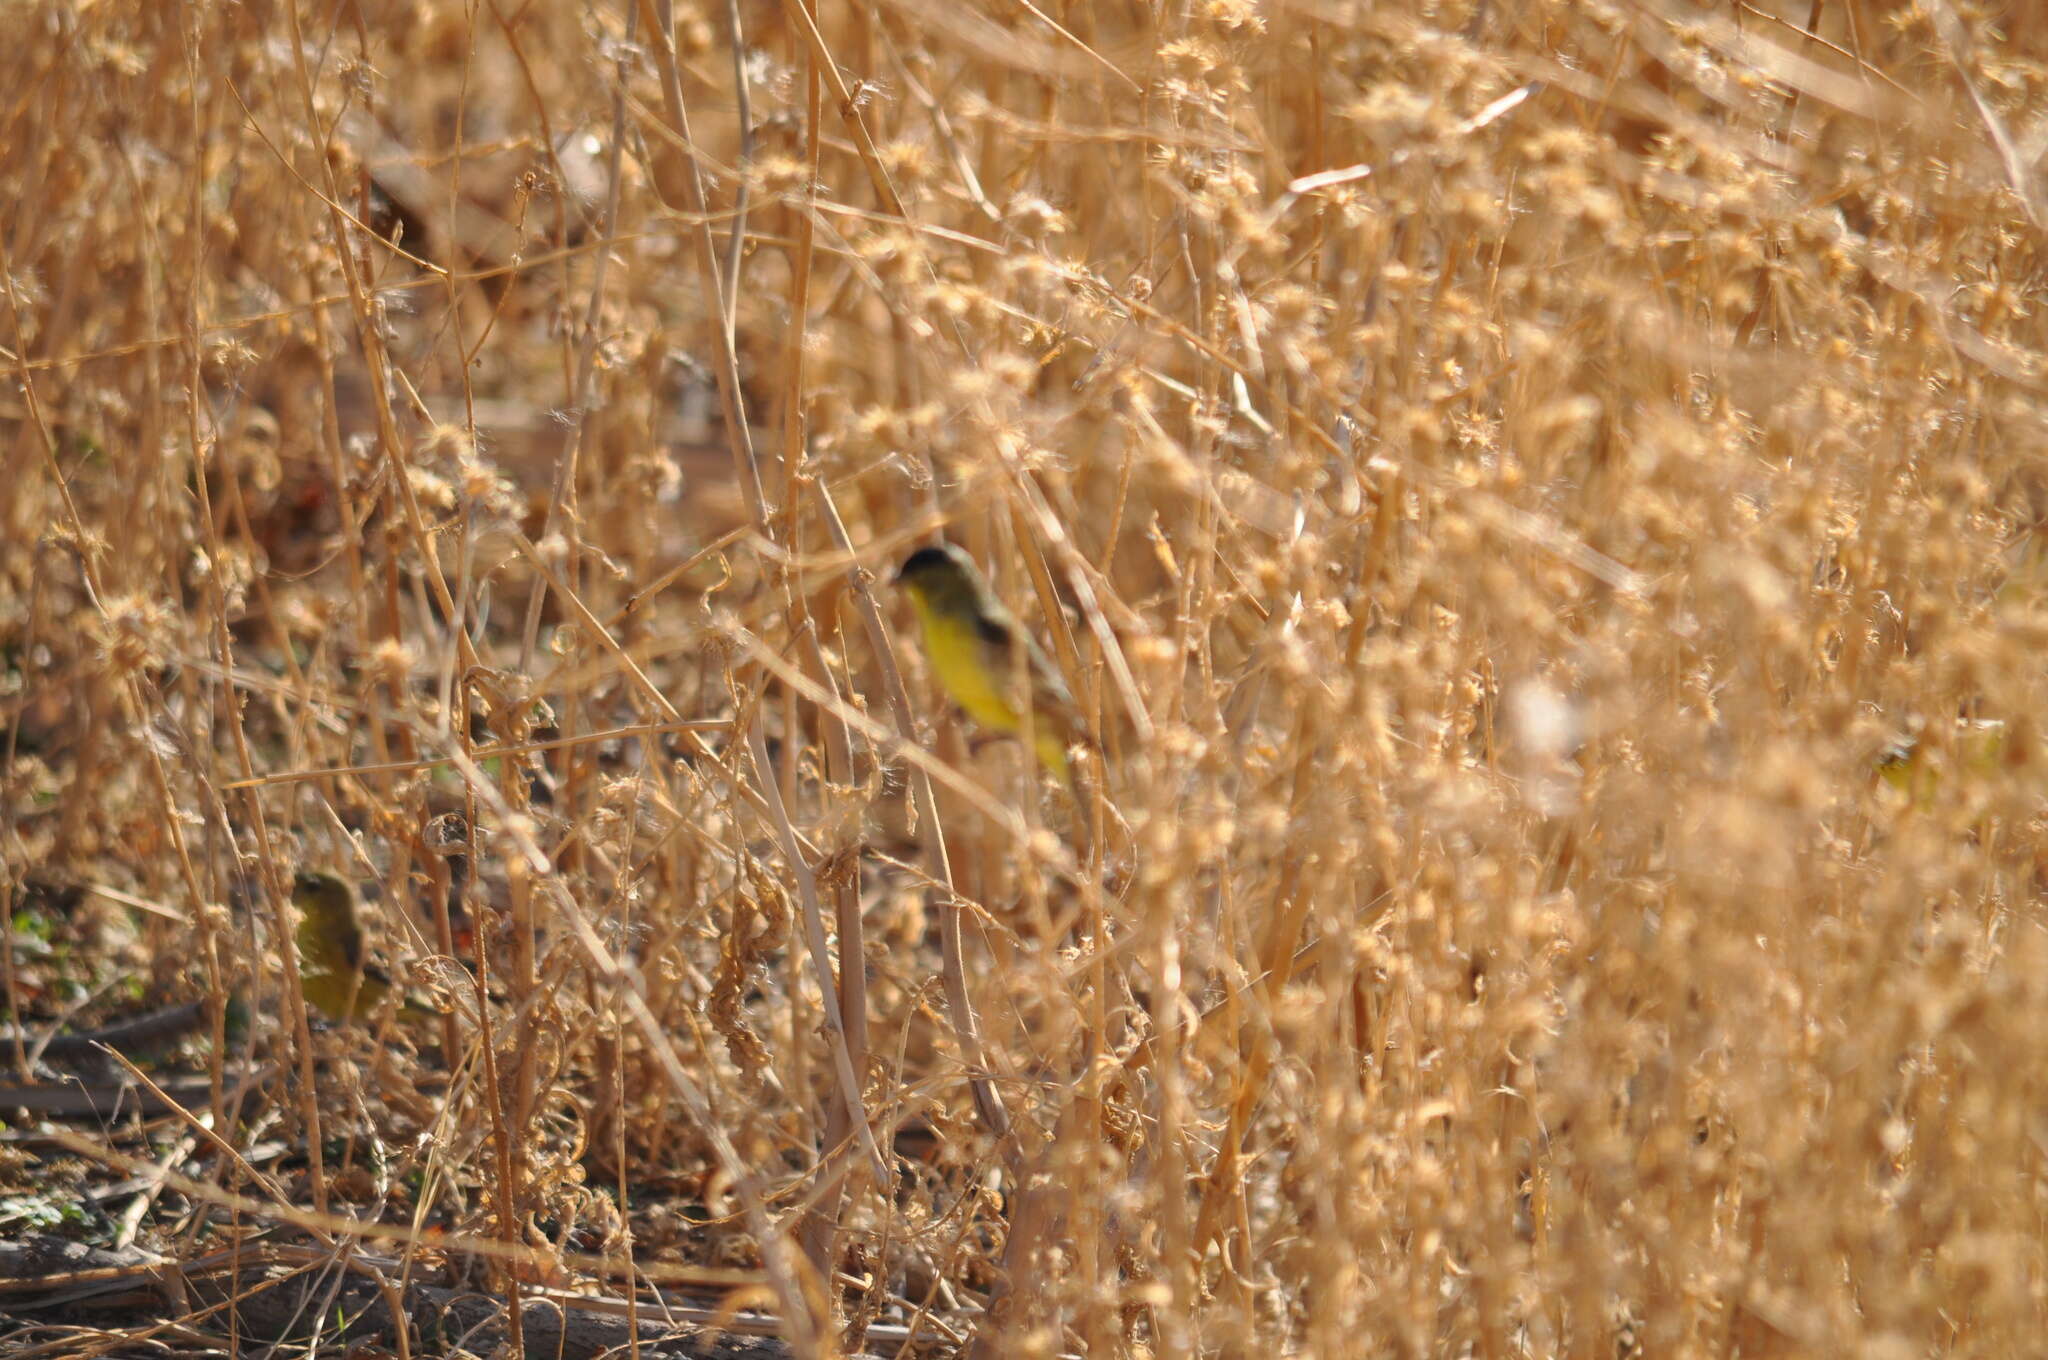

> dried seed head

[
  {"left": 879, "top": 138, "right": 935, "bottom": 188},
  {"left": 1004, "top": 194, "right": 1069, "bottom": 238},
  {"left": 364, "top": 637, "right": 418, "bottom": 689},
  {"left": 92, "top": 593, "right": 174, "bottom": 676}
]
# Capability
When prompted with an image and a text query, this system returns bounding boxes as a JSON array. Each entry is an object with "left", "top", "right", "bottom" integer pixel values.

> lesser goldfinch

[
  {"left": 894, "top": 543, "right": 1085, "bottom": 780},
  {"left": 1877, "top": 720, "right": 2011, "bottom": 803},
  {"left": 290, "top": 870, "right": 432, "bottom": 1024}
]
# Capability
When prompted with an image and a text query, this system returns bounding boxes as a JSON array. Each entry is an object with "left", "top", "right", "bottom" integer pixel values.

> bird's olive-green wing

[{"left": 971, "top": 607, "right": 1082, "bottom": 735}]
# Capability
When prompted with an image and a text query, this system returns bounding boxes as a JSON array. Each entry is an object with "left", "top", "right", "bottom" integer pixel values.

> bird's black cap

[{"left": 895, "top": 543, "right": 966, "bottom": 583}]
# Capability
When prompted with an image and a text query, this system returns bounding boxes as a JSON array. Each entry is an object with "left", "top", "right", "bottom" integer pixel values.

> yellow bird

[
  {"left": 894, "top": 543, "right": 1086, "bottom": 781},
  {"left": 1877, "top": 720, "right": 2012, "bottom": 805},
  {"left": 291, "top": 870, "right": 433, "bottom": 1025}
]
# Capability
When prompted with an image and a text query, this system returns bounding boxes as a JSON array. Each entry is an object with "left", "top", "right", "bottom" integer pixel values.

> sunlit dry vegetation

[{"left": 5, "top": 0, "right": 2048, "bottom": 1355}]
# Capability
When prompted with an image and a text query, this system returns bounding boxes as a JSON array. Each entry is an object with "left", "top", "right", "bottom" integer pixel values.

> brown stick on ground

[
  {"left": 0, "top": 1067, "right": 263, "bottom": 1119},
  {"left": 6, "top": 999, "right": 218, "bottom": 1066},
  {"left": 0, "top": 1236, "right": 874, "bottom": 1360}
]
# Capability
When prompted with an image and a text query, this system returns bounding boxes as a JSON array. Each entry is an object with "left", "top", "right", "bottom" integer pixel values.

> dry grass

[{"left": 6, "top": 0, "right": 2048, "bottom": 1354}]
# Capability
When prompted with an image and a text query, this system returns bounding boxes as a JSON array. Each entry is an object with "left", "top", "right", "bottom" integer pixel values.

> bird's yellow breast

[{"left": 910, "top": 592, "right": 1024, "bottom": 734}]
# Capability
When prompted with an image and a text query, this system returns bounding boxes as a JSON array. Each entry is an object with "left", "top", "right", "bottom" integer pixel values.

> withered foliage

[{"left": 5, "top": 0, "right": 2048, "bottom": 1355}]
